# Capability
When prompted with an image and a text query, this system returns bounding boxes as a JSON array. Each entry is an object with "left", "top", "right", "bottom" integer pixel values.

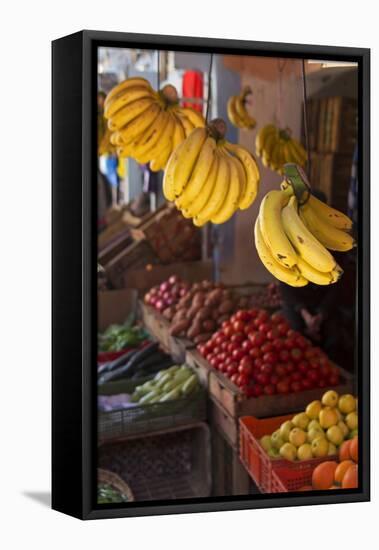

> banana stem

[{"left": 283, "top": 163, "right": 311, "bottom": 206}]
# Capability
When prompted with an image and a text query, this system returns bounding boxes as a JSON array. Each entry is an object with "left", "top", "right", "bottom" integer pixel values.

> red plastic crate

[
  {"left": 239, "top": 415, "right": 337, "bottom": 493},
  {"left": 271, "top": 467, "right": 313, "bottom": 493}
]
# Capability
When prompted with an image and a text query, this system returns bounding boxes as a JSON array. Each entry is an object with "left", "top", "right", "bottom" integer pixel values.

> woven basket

[{"left": 97, "top": 468, "right": 134, "bottom": 502}]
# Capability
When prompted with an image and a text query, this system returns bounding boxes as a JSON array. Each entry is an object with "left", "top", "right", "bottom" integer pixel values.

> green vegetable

[
  {"left": 159, "top": 388, "right": 181, "bottom": 402},
  {"left": 98, "top": 321, "right": 149, "bottom": 352},
  {"left": 181, "top": 374, "right": 198, "bottom": 396}
]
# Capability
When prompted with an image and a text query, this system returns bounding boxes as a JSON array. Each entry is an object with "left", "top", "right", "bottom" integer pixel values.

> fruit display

[
  {"left": 163, "top": 118, "right": 260, "bottom": 225},
  {"left": 255, "top": 124, "right": 307, "bottom": 174},
  {"left": 143, "top": 275, "right": 192, "bottom": 313},
  {"left": 197, "top": 308, "right": 342, "bottom": 396},
  {"left": 255, "top": 178, "right": 354, "bottom": 286},
  {"left": 162, "top": 281, "right": 246, "bottom": 344},
  {"left": 103, "top": 77, "right": 205, "bottom": 171},
  {"left": 305, "top": 436, "right": 359, "bottom": 490},
  {"left": 259, "top": 390, "right": 358, "bottom": 461},
  {"left": 227, "top": 86, "right": 256, "bottom": 129},
  {"left": 131, "top": 364, "right": 201, "bottom": 404}
]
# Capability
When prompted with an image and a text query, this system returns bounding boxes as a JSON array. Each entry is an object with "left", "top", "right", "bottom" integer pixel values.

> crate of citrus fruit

[{"left": 239, "top": 390, "right": 358, "bottom": 493}]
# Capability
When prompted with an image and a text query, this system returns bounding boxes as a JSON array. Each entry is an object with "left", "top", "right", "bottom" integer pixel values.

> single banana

[
  {"left": 117, "top": 102, "right": 161, "bottom": 146},
  {"left": 307, "top": 194, "right": 352, "bottom": 230},
  {"left": 193, "top": 150, "right": 229, "bottom": 226},
  {"left": 296, "top": 256, "right": 335, "bottom": 285},
  {"left": 300, "top": 203, "right": 355, "bottom": 251},
  {"left": 108, "top": 97, "right": 157, "bottom": 131},
  {"left": 331, "top": 264, "right": 344, "bottom": 282},
  {"left": 224, "top": 142, "right": 260, "bottom": 210},
  {"left": 281, "top": 196, "right": 336, "bottom": 273},
  {"left": 163, "top": 127, "right": 207, "bottom": 201},
  {"left": 134, "top": 111, "right": 176, "bottom": 164},
  {"left": 104, "top": 86, "right": 157, "bottom": 119},
  {"left": 179, "top": 107, "right": 205, "bottom": 128},
  {"left": 185, "top": 154, "right": 219, "bottom": 217},
  {"left": 259, "top": 189, "right": 297, "bottom": 268},
  {"left": 255, "top": 218, "right": 308, "bottom": 287},
  {"left": 175, "top": 136, "right": 217, "bottom": 209},
  {"left": 211, "top": 149, "right": 241, "bottom": 224},
  {"left": 104, "top": 77, "right": 153, "bottom": 107}
]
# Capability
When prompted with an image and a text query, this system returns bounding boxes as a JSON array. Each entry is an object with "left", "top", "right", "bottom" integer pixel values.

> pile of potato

[{"left": 162, "top": 281, "right": 241, "bottom": 344}]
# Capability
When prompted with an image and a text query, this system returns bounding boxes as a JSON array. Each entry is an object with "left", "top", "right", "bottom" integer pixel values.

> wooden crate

[
  {"left": 210, "top": 397, "right": 238, "bottom": 450},
  {"left": 185, "top": 349, "right": 213, "bottom": 388},
  {"left": 211, "top": 427, "right": 250, "bottom": 497},
  {"left": 209, "top": 366, "right": 355, "bottom": 419},
  {"left": 140, "top": 302, "right": 194, "bottom": 363},
  {"left": 130, "top": 204, "right": 201, "bottom": 264},
  {"left": 105, "top": 240, "right": 158, "bottom": 289}
]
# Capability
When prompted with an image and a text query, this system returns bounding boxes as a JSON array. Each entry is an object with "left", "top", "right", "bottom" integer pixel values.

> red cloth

[{"left": 182, "top": 70, "right": 204, "bottom": 112}]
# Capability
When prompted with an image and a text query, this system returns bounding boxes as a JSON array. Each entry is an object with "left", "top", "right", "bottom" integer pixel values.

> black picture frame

[{"left": 52, "top": 30, "right": 370, "bottom": 520}]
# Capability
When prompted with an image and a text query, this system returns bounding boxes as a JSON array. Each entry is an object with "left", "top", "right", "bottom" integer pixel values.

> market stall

[{"left": 96, "top": 47, "right": 358, "bottom": 503}]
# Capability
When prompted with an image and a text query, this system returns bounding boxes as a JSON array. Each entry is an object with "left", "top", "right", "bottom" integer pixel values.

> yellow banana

[
  {"left": 134, "top": 112, "right": 175, "bottom": 164},
  {"left": 163, "top": 127, "right": 207, "bottom": 201},
  {"left": 193, "top": 150, "right": 229, "bottom": 226},
  {"left": 175, "top": 136, "right": 217, "bottom": 209},
  {"left": 331, "top": 264, "right": 344, "bottom": 282},
  {"left": 224, "top": 142, "right": 260, "bottom": 210},
  {"left": 256, "top": 124, "right": 277, "bottom": 155},
  {"left": 117, "top": 102, "right": 161, "bottom": 146},
  {"left": 286, "top": 139, "right": 306, "bottom": 166},
  {"left": 104, "top": 77, "right": 153, "bottom": 107},
  {"left": 281, "top": 196, "right": 336, "bottom": 273},
  {"left": 307, "top": 194, "right": 352, "bottom": 230},
  {"left": 300, "top": 203, "right": 355, "bottom": 252},
  {"left": 185, "top": 154, "right": 219, "bottom": 217},
  {"left": 227, "top": 96, "right": 247, "bottom": 128},
  {"left": 171, "top": 114, "right": 186, "bottom": 151},
  {"left": 255, "top": 218, "right": 308, "bottom": 287},
  {"left": 179, "top": 107, "right": 205, "bottom": 128},
  {"left": 234, "top": 95, "right": 256, "bottom": 128},
  {"left": 296, "top": 256, "right": 335, "bottom": 285},
  {"left": 104, "top": 86, "right": 157, "bottom": 119},
  {"left": 172, "top": 108, "right": 196, "bottom": 136},
  {"left": 211, "top": 149, "right": 241, "bottom": 224},
  {"left": 150, "top": 139, "right": 172, "bottom": 172},
  {"left": 130, "top": 110, "right": 170, "bottom": 160},
  {"left": 259, "top": 189, "right": 297, "bottom": 268},
  {"left": 108, "top": 98, "right": 157, "bottom": 131}
]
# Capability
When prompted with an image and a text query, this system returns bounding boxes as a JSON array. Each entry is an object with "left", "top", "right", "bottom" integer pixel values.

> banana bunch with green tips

[
  {"left": 255, "top": 124, "right": 307, "bottom": 174},
  {"left": 163, "top": 118, "right": 260, "bottom": 226},
  {"left": 227, "top": 86, "right": 256, "bottom": 129},
  {"left": 104, "top": 77, "right": 205, "bottom": 172},
  {"left": 255, "top": 182, "right": 355, "bottom": 287}
]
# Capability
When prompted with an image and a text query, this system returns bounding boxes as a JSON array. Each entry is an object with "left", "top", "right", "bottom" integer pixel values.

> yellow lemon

[
  {"left": 319, "top": 407, "right": 339, "bottom": 429},
  {"left": 338, "top": 394, "right": 356, "bottom": 414},
  {"left": 311, "top": 436, "right": 329, "bottom": 457},
  {"left": 289, "top": 428, "right": 307, "bottom": 447},
  {"left": 322, "top": 390, "right": 339, "bottom": 408},
  {"left": 279, "top": 442, "right": 297, "bottom": 461},
  {"left": 326, "top": 425, "right": 344, "bottom": 446},
  {"left": 306, "top": 400, "right": 322, "bottom": 419}
]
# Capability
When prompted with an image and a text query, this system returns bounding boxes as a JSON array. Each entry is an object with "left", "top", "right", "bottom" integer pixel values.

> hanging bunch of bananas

[
  {"left": 227, "top": 86, "right": 256, "bottom": 129},
  {"left": 254, "top": 166, "right": 355, "bottom": 287},
  {"left": 103, "top": 77, "right": 205, "bottom": 171},
  {"left": 163, "top": 118, "right": 260, "bottom": 227},
  {"left": 255, "top": 124, "right": 307, "bottom": 174}
]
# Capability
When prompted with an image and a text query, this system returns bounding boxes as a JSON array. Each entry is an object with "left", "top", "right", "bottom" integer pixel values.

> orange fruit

[
  {"left": 312, "top": 461, "right": 338, "bottom": 490},
  {"left": 339, "top": 440, "right": 351, "bottom": 462},
  {"left": 342, "top": 464, "right": 358, "bottom": 489},
  {"left": 350, "top": 436, "right": 358, "bottom": 463},
  {"left": 335, "top": 460, "right": 354, "bottom": 484}
]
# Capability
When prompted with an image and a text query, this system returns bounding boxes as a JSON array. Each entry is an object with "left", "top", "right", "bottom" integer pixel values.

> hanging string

[
  {"left": 277, "top": 59, "right": 287, "bottom": 128},
  {"left": 157, "top": 50, "right": 160, "bottom": 91},
  {"left": 301, "top": 58, "right": 311, "bottom": 178},
  {"left": 205, "top": 53, "right": 214, "bottom": 122}
]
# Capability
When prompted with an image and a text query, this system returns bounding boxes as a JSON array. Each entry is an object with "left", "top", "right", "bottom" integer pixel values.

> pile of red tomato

[{"left": 197, "top": 309, "right": 340, "bottom": 397}]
